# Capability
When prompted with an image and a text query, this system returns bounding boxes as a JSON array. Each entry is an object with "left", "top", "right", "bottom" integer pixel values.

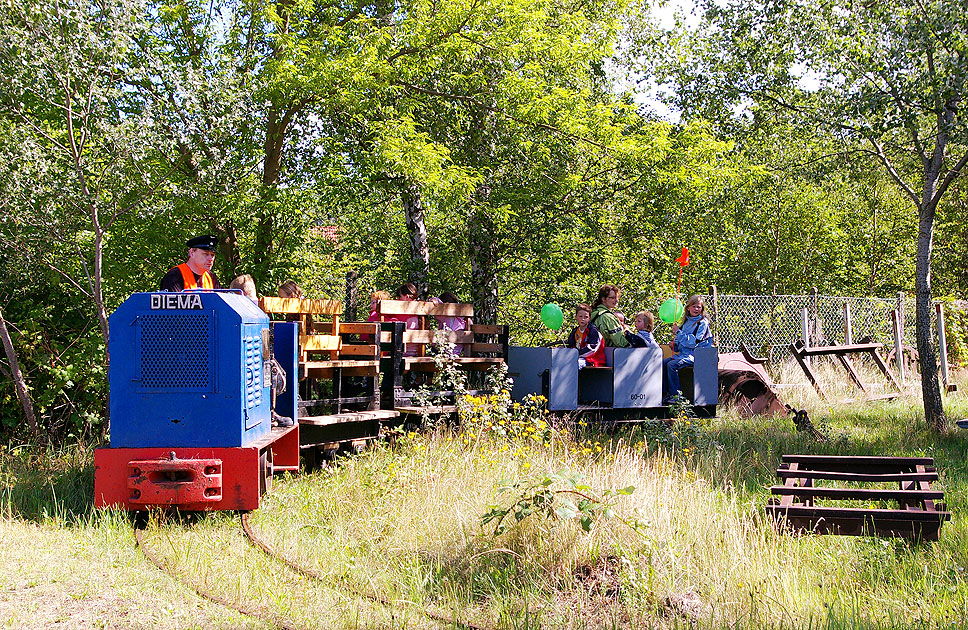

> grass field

[{"left": 2, "top": 368, "right": 968, "bottom": 629}]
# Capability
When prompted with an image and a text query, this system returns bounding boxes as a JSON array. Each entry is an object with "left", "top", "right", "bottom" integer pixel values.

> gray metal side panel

[
  {"left": 549, "top": 348, "right": 579, "bottom": 410},
  {"left": 578, "top": 346, "right": 612, "bottom": 405},
  {"left": 613, "top": 347, "right": 663, "bottom": 408},
  {"left": 508, "top": 346, "right": 550, "bottom": 403},
  {"left": 692, "top": 346, "right": 720, "bottom": 405}
]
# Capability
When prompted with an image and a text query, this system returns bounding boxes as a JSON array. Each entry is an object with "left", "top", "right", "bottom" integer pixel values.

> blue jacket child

[{"left": 663, "top": 297, "right": 713, "bottom": 402}]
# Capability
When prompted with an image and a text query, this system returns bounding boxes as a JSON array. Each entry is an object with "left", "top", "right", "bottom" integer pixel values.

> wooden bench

[
  {"left": 259, "top": 297, "right": 380, "bottom": 378},
  {"left": 376, "top": 299, "right": 509, "bottom": 408},
  {"left": 259, "top": 297, "right": 394, "bottom": 453},
  {"left": 766, "top": 455, "right": 950, "bottom": 540}
]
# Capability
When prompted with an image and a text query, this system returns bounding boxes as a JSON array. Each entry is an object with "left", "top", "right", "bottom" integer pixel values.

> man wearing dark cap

[{"left": 159, "top": 234, "right": 223, "bottom": 292}]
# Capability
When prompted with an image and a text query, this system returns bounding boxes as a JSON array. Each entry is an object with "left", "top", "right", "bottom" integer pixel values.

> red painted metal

[
  {"left": 270, "top": 424, "right": 301, "bottom": 472},
  {"left": 94, "top": 425, "right": 300, "bottom": 511},
  {"left": 127, "top": 455, "right": 223, "bottom": 506}
]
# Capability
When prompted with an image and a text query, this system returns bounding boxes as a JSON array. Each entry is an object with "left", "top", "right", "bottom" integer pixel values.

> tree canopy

[{"left": 0, "top": 0, "right": 966, "bottom": 440}]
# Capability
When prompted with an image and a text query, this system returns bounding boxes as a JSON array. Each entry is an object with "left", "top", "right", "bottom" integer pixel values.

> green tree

[
  {"left": 0, "top": 0, "right": 183, "bottom": 434},
  {"left": 650, "top": 0, "right": 968, "bottom": 429}
]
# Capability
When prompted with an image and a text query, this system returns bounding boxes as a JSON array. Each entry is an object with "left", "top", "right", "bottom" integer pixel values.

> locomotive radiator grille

[
  {"left": 141, "top": 312, "right": 212, "bottom": 390},
  {"left": 244, "top": 335, "right": 263, "bottom": 408}
]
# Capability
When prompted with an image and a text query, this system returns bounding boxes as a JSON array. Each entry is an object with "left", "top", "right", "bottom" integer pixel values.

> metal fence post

[
  {"left": 937, "top": 302, "right": 951, "bottom": 391},
  {"left": 892, "top": 309, "right": 905, "bottom": 385},
  {"left": 709, "top": 284, "right": 719, "bottom": 346},
  {"left": 811, "top": 287, "right": 819, "bottom": 347},
  {"left": 897, "top": 291, "right": 905, "bottom": 346},
  {"left": 802, "top": 307, "right": 811, "bottom": 367},
  {"left": 844, "top": 302, "right": 853, "bottom": 345}
]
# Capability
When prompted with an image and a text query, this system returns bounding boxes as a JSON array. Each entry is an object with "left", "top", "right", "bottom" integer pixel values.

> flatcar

[{"left": 94, "top": 291, "right": 300, "bottom": 511}]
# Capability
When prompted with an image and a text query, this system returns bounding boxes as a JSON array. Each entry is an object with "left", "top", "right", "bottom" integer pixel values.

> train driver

[{"left": 159, "top": 234, "right": 223, "bottom": 292}]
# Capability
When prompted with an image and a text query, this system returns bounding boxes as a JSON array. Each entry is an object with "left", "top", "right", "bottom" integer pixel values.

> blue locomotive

[{"left": 94, "top": 291, "right": 300, "bottom": 511}]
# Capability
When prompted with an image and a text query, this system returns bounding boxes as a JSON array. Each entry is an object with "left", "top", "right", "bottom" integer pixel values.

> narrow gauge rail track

[
  {"left": 240, "top": 512, "right": 488, "bottom": 630},
  {"left": 133, "top": 523, "right": 300, "bottom": 630},
  {"left": 132, "top": 514, "right": 488, "bottom": 630}
]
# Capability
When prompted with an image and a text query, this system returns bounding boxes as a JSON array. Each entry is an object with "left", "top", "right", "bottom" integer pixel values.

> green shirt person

[{"left": 590, "top": 284, "right": 630, "bottom": 347}]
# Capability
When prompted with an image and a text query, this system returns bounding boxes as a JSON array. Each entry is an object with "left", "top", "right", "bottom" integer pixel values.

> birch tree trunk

[
  {"left": 915, "top": 133, "right": 948, "bottom": 430},
  {"left": 468, "top": 205, "right": 500, "bottom": 324},
  {"left": 914, "top": 202, "right": 945, "bottom": 430},
  {"left": 401, "top": 183, "right": 430, "bottom": 299}
]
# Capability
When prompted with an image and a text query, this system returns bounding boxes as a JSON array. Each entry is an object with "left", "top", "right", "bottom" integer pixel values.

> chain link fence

[{"left": 706, "top": 291, "right": 929, "bottom": 368}]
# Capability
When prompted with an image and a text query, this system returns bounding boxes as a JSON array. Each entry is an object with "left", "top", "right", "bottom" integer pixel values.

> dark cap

[{"left": 186, "top": 234, "right": 218, "bottom": 251}]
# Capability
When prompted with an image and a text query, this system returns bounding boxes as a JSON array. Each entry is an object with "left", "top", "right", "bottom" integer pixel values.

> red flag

[{"left": 676, "top": 247, "right": 690, "bottom": 267}]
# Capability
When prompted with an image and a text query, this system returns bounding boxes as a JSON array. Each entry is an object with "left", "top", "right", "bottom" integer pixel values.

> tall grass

[
  {"left": 244, "top": 379, "right": 968, "bottom": 628},
  {"left": 1, "top": 366, "right": 967, "bottom": 628},
  {"left": 0, "top": 441, "right": 94, "bottom": 524}
]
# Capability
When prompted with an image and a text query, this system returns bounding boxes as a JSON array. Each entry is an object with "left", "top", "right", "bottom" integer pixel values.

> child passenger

[
  {"left": 229, "top": 274, "right": 258, "bottom": 303},
  {"left": 663, "top": 295, "right": 713, "bottom": 402},
  {"left": 431, "top": 291, "right": 470, "bottom": 355},
  {"left": 633, "top": 311, "right": 659, "bottom": 349},
  {"left": 566, "top": 304, "right": 606, "bottom": 369},
  {"left": 277, "top": 280, "right": 303, "bottom": 299}
]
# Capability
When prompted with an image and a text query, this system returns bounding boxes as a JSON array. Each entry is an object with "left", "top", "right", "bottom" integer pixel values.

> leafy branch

[{"left": 481, "top": 469, "right": 639, "bottom": 535}]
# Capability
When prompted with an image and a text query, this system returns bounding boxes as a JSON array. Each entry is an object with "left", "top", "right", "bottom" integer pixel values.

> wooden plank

[
  {"left": 300, "top": 334, "right": 341, "bottom": 352},
  {"left": 767, "top": 505, "right": 950, "bottom": 522},
  {"left": 303, "top": 366, "right": 378, "bottom": 378},
  {"left": 765, "top": 508, "right": 948, "bottom": 540},
  {"left": 311, "top": 322, "right": 335, "bottom": 334},
  {"left": 402, "top": 356, "right": 504, "bottom": 370},
  {"left": 299, "top": 409, "right": 399, "bottom": 426},
  {"left": 339, "top": 343, "right": 379, "bottom": 357},
  {"left": 260, "top": 296, "right": 342, "bottom": 314},
  {"left": 248, "top": 424, "right": 299, "bottom": 450},
  {"left": 339, "top": 322, "right": 380, "bottom": 335},
  {"left": 780, "top": 462, "right": 799, "bottom": 508},
  {"left": 402, "top": 330, "right": 475, "bottom": 344},
  {"left": 378, "top": 299, "right": 475, "bottom": 317},
  {"left": 782, "top": 455, "right": 935, "bottom": 465},
  {"left": 470, "top": 342, "right": 503, "bottom": 353},
  {"left": 781, "top": 455, "right": 934, "bottom": 472},
  {"left": 915, "top": 464, "right": 937, "bottom": 513},
  {"left": 769, "top": 487, "right": 944, "bottom": 501},
  {"left": 302, "top": 360, "right": 379, "bottom": 369},
  {"left": 776, "top": 469, "right": 938, "bottom": 482},
  {"left": 471, "top": 324, "right": 502, "bottom": 334}
]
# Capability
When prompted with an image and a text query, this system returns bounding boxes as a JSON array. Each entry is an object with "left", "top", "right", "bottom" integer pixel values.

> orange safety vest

[{"left": 176, "top": 263, "right": 215, "bottom": 290}]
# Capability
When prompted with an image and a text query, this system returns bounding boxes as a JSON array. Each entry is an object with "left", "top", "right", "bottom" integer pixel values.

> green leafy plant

[
  {"left": 481, "top": 469, "right": 637, "bottom": 535},
  {"left": 634, "top": 394, "right": 715, "bottom": 456},
  {"left": 410, "top": 333, "right": 470, "bottom": 425}
]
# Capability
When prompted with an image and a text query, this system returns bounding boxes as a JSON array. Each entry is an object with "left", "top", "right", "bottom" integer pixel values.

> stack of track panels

[{"left": 767, "top": 455, "right": 951, "bottom": 540}]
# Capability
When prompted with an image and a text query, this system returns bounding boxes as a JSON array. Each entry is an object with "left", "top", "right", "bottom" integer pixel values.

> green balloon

[
  {"left": 540, "top": 303, "right": 564, "bottom": 330},
  {"left": 659, "top": 298, "right": 684, "bottom": 324}
]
